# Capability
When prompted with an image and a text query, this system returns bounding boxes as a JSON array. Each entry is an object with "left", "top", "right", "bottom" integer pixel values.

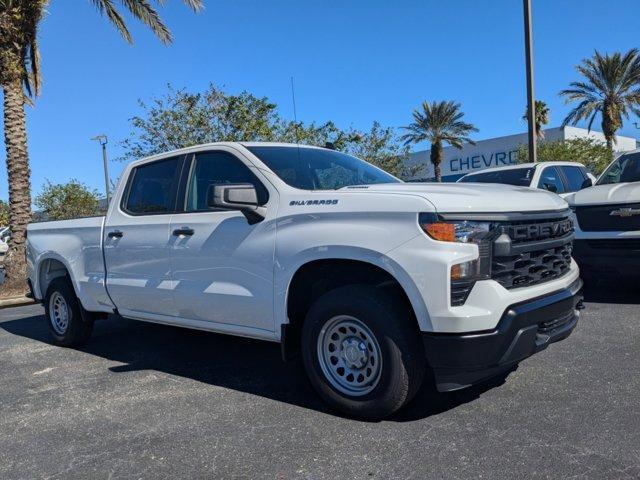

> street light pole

[
  {"left": 91, "top": 135, "right": 111, "bottom": 205},
  {"left": 523, "top": 0, "right": 537, "bottom": 163}
]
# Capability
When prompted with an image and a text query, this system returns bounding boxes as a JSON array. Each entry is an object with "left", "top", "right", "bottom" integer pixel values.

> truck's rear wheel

[
  {"left": 44, "top": 277, "right": 94, "bottom": 347},
  {"left": 301, "top": 284, "right": 425, "bottom": 420}
]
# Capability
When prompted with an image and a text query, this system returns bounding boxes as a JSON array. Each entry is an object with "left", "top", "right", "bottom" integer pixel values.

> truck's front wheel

[
  {"left": 301, "top": 285, "right": 425, "bottom": 420},
  {"left": 44, "top": 277, "right": 94, "bottom": 347}
]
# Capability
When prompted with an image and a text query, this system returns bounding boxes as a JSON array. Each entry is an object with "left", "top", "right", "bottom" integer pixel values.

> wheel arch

[
  {"left": 36, "top": 254, "right": 75, "bottom": 301},
  {"left": 279, "top": 250, "right": 431, "bottom": 360}
]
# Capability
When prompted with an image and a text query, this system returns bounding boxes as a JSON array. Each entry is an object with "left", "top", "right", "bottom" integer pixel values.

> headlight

[
  {"left": 419, "top": 214, "right": 497, "bottom": 305},
  {"left": 420, "top": 219, "right": 491, "bottom": 243}
]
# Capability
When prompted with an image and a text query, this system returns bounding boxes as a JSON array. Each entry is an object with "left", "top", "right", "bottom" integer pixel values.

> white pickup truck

[
  {"left": 27, "top": 142, "right": 583, "bottom": 419},
  {"left": 566, "top": 149, "right": 640, "bottom": 281}
]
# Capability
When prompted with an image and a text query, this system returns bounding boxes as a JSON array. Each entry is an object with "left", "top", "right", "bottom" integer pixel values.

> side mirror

[
  {"left": 206, "top": 183, "right": 265, "bottom": 224},
  {"left": 580, "top": 178, "right": 593, "bottom": 190}
]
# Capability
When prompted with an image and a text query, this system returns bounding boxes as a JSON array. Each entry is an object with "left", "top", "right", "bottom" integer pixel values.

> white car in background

[
  {"left": 566, "top": 150, "right": 640, "bottom": 281},
  {"left": 0, "top": 227, "right": 9, "bottom": 255},
  {"left": 458, "top": 161, "right": 595, "bottom": 198}
]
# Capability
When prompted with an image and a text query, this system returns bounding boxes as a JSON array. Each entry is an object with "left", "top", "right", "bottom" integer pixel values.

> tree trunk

[
  {"left": 602, "top": 108, "right": 617, "bottom": 153},
  {"left": 430, "top": 141, "right": 443, "bottom": 182},
  {"left": 1, "top": 80, "right": 32, "bottom": 297},
  {"left": 605, "top": 136, "right": 613, "bottom": 152}
]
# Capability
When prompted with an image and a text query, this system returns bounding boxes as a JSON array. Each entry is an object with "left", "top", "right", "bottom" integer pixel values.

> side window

[
  {"left": 186, "top": 151, "right": 269, "bottom": 211},
  {"left": 537, "top": 166, "right": 566, "bottom": 194},
  {"left": 598, "top": 158, "right": 623, "bottom": 185},
  {"left": 560, "top": 166, "right": 587, "bottom": 192},
  {"left": 125, "top": 157, "right": 180, "bottom": 214}
]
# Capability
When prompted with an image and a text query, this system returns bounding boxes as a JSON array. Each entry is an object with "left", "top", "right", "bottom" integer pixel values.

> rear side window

[
  {"left": 124, "top": 157, "right": 180, "bottom": 214},
  {"left": 537, "top": 166, "right": 566, "bottom": 194},
  {"left": 186, "top": 151, "right": 269, "bottom": 211},
  {"left": 560, "top": 166, "right": 587, "bottom": 192}
]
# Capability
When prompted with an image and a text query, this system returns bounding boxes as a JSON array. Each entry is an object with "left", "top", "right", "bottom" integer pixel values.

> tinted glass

[
  {"left": 537, "top": 166, "right": 566, "bottom": 194},
  {"left": 561, "top": 166, "right": 587, "bottom": 192},
  {"left": 186, "top": 151, "right": 269, "bottom": 211},
  {"left": 246, "top": 146, "right": 399, "bottom": 190},
  {"left": 597, "top": 153, "right": 640, "bottom": 185},
  {"left": 125, "top": 157, "right": 180, "bottom": 214},
  {"left": 458, "top": 168, "right": 535, "bottom": 187}
]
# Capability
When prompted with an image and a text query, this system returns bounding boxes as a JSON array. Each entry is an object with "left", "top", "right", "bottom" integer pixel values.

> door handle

[
  {"left": 172, "top": 227, "right": 195, "bottom": 236},
  {"left": 108, "top": 230, "right": 123, "bottom": 239}
]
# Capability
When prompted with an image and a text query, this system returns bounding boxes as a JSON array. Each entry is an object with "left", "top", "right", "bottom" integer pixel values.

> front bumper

[
  {"left": 573, "top": 238, "right": 640, "bottom": 278},
  {"left": 422, "top": 278, "right": 583, "bottom": 392}
]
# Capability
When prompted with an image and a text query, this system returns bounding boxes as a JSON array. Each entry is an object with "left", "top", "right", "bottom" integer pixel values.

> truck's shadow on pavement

[{"left": 1, "top": 311, "right": 513, "bottom": 422}]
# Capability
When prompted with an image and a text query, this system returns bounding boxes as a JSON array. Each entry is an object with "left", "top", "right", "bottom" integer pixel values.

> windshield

[
  {"left": 458, "top": 167, "right": 535, "bottom": 187},
  {"left": 246, "top": 146, "right": 400, "bottom": 190},
  {"left": 597, "top": 152, "right": 640, "bottom": 185}
]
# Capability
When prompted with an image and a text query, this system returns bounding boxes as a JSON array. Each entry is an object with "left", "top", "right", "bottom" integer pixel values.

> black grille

[
  {"left": 491, "top": 214, "right": 574, "bottom": 290},
  {"left": 492, "top": 243, "right": 573, "bottom": 289},
  {"left": 575, "top": 203, "right": 640, "bottom": 232}
]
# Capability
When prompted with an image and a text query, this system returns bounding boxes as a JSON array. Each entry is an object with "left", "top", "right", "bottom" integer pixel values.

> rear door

[
  {"left": 169, "top": 148, "right": 277, "bottom": 332},
  {"left": 104, "top": 155, "right": 185, "bottom": 318}
]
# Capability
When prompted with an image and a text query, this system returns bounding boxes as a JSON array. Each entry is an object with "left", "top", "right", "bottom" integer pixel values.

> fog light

[{"left": 451, "top": 259, "right": 480, "bottom": 280}]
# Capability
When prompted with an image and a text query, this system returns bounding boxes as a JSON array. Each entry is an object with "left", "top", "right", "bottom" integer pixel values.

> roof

[
  {"left": 460, "top": 161, "right": 586, "bottom": 177},
  {"left": 127, "top": 141, "right": 328, "bottom": 168}
]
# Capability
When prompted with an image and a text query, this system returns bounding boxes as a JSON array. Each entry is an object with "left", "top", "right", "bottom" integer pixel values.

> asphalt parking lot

[{"left": 1, "top": 282, "right": 639, "bottom": 480}]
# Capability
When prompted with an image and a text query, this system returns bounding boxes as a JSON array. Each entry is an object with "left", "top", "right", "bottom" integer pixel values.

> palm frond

[
  {"left": 90, "top": 0, "right": 133, "bottom": 43},
  {"left": 121, "top": 0, "right": 172, "bottom": 44},
  {"left": 88, "top": 0, "right": 204, "bottom": 44}
]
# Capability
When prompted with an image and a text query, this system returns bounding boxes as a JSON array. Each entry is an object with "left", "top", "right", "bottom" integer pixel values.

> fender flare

[{"left": 276, "top": 245, "right": 433, "bottom": 334}]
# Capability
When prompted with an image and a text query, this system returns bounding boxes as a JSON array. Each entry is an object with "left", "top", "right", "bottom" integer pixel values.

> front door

[
  {"left": 169, "top": 149, "right": 276, "bottom": 332},
  {"left": 104, "top": 155, "right": 184, "bottom": 318}
]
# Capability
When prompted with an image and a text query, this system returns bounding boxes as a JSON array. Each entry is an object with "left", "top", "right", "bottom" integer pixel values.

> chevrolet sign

[{"left": 609, "top": 207, "right": 640, "bottom": 218}]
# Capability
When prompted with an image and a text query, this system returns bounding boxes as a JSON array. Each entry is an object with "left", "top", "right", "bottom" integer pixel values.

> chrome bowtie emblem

[{"left": 609, "top": 207, "right": 640, "bottom": 218}]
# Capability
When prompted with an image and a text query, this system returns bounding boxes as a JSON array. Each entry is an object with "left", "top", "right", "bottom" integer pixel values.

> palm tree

[
  {"left": 401, "top": 101, "right": 478, "bottom": 182},
  {"left": 560, "top": 49, "right": 640, "bottom": 150},
  {"left": 522, "top": 100, "right": 550, "bottom": 139},
  {"left": 0, "top": 0, "right": 202, "bottom": 295}
]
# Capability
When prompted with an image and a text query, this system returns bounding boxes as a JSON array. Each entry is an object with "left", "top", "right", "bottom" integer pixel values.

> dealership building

[{"left": 406, "top": 126, "right": 638, "bottom": 182}]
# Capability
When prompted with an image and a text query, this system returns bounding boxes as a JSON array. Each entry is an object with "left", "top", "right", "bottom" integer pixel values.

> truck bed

[{"left": 27, "top": 216, "right": 114, "bottom": 312}]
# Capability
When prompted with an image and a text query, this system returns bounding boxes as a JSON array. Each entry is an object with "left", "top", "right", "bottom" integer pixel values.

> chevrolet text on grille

[{"left": 506, "top": 219, "right": 574, "bottom": 241}]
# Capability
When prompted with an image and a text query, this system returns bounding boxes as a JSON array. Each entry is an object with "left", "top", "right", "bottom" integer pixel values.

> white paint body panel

[{"left": 27, "top": 142, "right": 580, "bottom": 341}]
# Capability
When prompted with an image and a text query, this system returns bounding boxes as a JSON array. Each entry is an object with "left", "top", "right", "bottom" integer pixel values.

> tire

[
  {"left": 301, "top": 284, "right": 425, "bottom": 420},
  {"left": 44, "top": 277, "right": 94, "bottom": 347}
]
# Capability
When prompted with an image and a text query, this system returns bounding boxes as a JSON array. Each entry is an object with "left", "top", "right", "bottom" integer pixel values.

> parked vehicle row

[
  {"left": 566, "top": 149, "right": 640, "bottom": 281},
  {"left": 27, "top": 142, "right": 583, "bottom": 419},
  {"left": 459, "top": 152, "right": 640, "bottom": 283}
]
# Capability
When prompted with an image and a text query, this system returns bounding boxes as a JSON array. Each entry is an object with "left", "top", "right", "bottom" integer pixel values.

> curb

[{"left": 0, "top": 296, "right": 37, "bottom": 309}]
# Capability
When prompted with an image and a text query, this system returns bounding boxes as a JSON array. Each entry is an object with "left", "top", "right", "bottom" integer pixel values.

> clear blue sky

[{"left": 1, "top": 0, "right": 640, "bottom": 201}]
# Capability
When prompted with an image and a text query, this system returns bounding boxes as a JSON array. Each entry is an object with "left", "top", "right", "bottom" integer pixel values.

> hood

[
  {"left": 343, "top": 183, "right": 568, "bottom": 213},
  {"left": 566, "top": 182, "right": 640, "bottom": 206}
]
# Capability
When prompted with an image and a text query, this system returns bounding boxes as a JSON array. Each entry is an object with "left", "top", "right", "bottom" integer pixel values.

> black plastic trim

[{"left": 423, "top": 278, "right": 583, "bottom": 392}]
